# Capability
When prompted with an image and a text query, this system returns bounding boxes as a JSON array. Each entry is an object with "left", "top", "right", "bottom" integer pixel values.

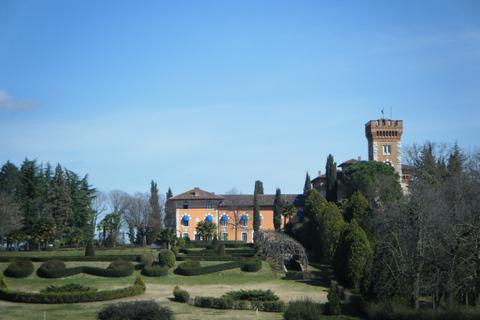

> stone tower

[{"left": 365, "top": 118, "right": 403, "bottom": 177}]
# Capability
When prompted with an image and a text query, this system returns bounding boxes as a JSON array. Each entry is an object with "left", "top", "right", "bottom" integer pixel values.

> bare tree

[
  {"left": 222, "top": 187, "right": 250, "bottom": 242},
  {"left": 0, "top": 192, "right": 23, "bottom": 250},
  {"left": 90, "top": 190, "right": 108, "bottom": 237}
]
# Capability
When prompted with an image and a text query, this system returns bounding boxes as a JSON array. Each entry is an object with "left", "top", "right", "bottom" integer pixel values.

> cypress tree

[
  {"left": 148, "top": 180, "right": 162, "bottom": 244},
  {"left": 326, "top": 154, "right": 338, "bottom": 203},
  {"left": 327, "top": 283, "right": 342, "bottom": 315},
  {"left": 254, "top": 180, "right": 264, "bottom": 195},
  {"left": 303, "top": 172, "right": 312, "bottom": 195},
  {"left": 85, "top": 238, "right": 95, "bottom": 256},
  {"left": 273, "top": 188, "right": 282, "bottom": 230},
  {"left": 253, "top": 189, "right": 260, "bottom": 232}
]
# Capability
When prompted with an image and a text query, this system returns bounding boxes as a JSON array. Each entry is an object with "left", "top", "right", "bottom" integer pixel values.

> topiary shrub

[
  {"left": 171, "top": 246, "right": 179, "bottom": 256},
  {"left": 140, "top": 253, "right": 154, "bottom": 267},
  {"left": 40, "top": 283, "right": 97, "bottom": 294},
  {"left": 173, "top": 285, "right": 190, "bottom": 303},
  {"left": 327, "top": 282, "right": 342, "bottom": 315},
  {"left": 97, "top": 299, "right": 173, "bottom": 320},
  {"left": 158, "top": 249, "right": 176, "bottom": 268},
  {"left": 4, "top": 260, "right": 34, "bottom": 278},
  {"left": 218, "top": 243, "right": 226, "bottom": 256},
  {"left": 42, "top": 259, "right": 66, "bottom": 270},
  {"left": 283, "top": 298, "right": 324, "bottom": 320},
  {"left": 242, "top": 259, "right": 262, "bottom": 272},
  {"left": 177, "top": 237, "right": 186, "bottom": 249},
  {"left": 225, "top": 289, "right": 279, "bottom": 302},
  {"left": 142, "top": 265, "right": 169, "bottom": 277},
  {"left": 85, "top": 238, "right": 95, "bottom": 256}
]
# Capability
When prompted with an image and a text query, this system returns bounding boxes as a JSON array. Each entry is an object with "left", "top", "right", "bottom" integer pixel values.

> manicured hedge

[
  {"left": 193, "top": 296, "right": 285, "bottom": 312},
  {"left": 4, "top": 260, "right": 34, "bottom": 278},
  {"left": 242, "top": 259, "right": 262, "bottom": 272},
  {"left": 173, "top": 286, "right": 190, "bottom": 303},
  {"left": 176, "top": 260, "right": 244, "bottom": 276},
  {"left": 142, "top": 265, "right": 169, "bottom": 277},
  {"left": 176, "top": 255, "right": 232, "bottom": 261},
  {"left": 0, "top": 276, "right": 146, "bottom": 304},
  {"left": 0, "top": 255, "right": 140, "bottom": 263},
  {"left": 37, "top": 260, "right": 134, "bottom": 278}
]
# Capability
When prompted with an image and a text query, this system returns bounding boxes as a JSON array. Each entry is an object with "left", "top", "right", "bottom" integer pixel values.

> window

[
  {"left": 182, "top": 232, "right": 189, "bottom": 239},
  {"left": 206, "top": 202, "right": 212, "bottom": 209},
  {"left": 220, "top": 215, "right": 228, "bottom": 227},
  {"left": 195, "top": 233, "right": 201, "bottom": 241},
  {"left": 241, "top": 232, "right": 248, "bottom": 242},
  {"left": 183, "top": 202, "right": 189, "bottom": 209},
  {"left": 181, "top": 215, "right": 189, "bottom": 227},
  {"left": 240, "top": 215, "right": 248, "bottom": 227},
  {"left": 221, "top": 232, "right": 228, "bottom": 241},
  {"left": 383, "top": 145, "right": 391, "bottom": 155}
]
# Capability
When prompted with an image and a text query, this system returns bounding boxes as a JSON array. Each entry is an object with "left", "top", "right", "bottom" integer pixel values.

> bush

[
  {"left": 85, "top": 239, "right": 95, "bottom": 256},
  {"left": 225, "top": 289, "right": 279, "bottom": 301},
  {"left": 177, "top": 237, "right": 186, "bottom": 249},
  {"left": 142, "top": 265, "right": 169, "bottom": 277},
  {"left": 4, "top": 260, "right": 34, "bottom": 278},
  {"left": 42, "top": 259, "right": 66, "bottom": 270},
  {"left": 327, "top": 283, "right": 342, "bottom": 315},
  {"left": 283, "top": 298, "right": 324, "bottom": 320},
  {"left": 176, "top": 260, "right": 244, "bottom": 276},
  {"left": 171, "top": 246, "right": 179, "bottom": 256},
  {"left": 263, "top": 301, "right": 285, "bottom": 312},
  {"left": 242, "top": 259, "right": 262, "bottom": 272},
  {"left": 218, "top": 243, "right": 226, "bottom": 256},
  {"left": 173, "top": 285, "right": 190, "bottom": 303},
  {"left": 37, "top": 260, "right": 134, "bottom": 278},
  {"left": 140, "top": 253, "right": 154, "bottom": 267},
  {"left": 158, "top": 249, "right": 176, "bottom": 268},
  {"left": 212, "top": 236, "right": 220, "bottom": 246},
  {"left": 97, "top": 299, "right": 173, "bottom": 320}
]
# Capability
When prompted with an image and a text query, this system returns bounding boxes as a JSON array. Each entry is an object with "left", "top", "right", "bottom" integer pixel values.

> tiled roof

[
  {"left": 338, "top": 159, "right": 359, "bottom": 167},
  {"left": 169, "top": 188, "right": 224, "bottom": 200}
]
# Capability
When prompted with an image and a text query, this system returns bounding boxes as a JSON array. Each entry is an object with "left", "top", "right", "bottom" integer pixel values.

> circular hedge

[
  {"left": 4, "top": 260, "right": 34, "bottom": 278},
  {"left": 158, "top": 249, "right": 176, "bottom": 268}
]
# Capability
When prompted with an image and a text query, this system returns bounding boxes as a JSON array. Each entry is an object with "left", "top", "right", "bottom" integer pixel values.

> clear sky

[{"left": 1, "top": 1, "right": 479, "bottom": 197}]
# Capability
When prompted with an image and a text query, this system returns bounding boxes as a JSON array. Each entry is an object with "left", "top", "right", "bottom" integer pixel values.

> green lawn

[{"left": 0, "top": 252, "right": 363, "bottom": 320}]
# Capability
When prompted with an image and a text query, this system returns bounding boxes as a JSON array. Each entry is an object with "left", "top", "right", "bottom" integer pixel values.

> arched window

[
  {"left": 183, "top": 202, "right": 188, "bottom": 209},
  {"left": 240, "top": 215, "right": 248, "bottom": 227},
  {"left": 181, "top": 215, "right": 189, "bottom": 227},
  {"left": 220, "top": 214, "right": 229, "bottom": 227}
]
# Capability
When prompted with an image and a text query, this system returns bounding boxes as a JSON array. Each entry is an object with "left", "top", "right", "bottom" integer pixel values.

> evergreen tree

[
  {"left": 447, "top": 141, "right": 466, "bottom": 176},
  {"left": 164, "top": 187, "right": 175, "bottom": 227},
  {"left": 319, "top": 202, "right": 345, "bottom": 263},
  {"left": 18, "top": 158, "right": 43, "bottom": 236},
  {"left": 253, "top": 188, "right": 260, "bottom": 232},
  {"left": 166, "top": 187, "right": 173, "bottom": 199},
  {"left": 66, "top": 170, "right": 96, "bottom": 239},
  {"left": 334, "top": 219, "right": 373, "bottom": 289},
  {"left": 148, "top": 180, "right": 163, "bottom": 244},
  {"left": 254, "top": 180, "right": 264, "bottom": 195},
  {"left": 344, "top": 190, "right": 370, "bottom": 222},
  {"left": 273, "top": 188, "right": 282, "bottom": 230},
  {"left": 327, "top": 283, "right": 342, "bottom": 315},
  {"left": 326, "top": 154, "right": 338, "bottom": 203},
  {"left": 48, "top": 164, "right": 72, "bottom": 239},
  {"left": 303, "top": 172, "right": 312, "bottom": 195},
  {"left": 0, "top": 161, "right": 20, "bottom": 196}
]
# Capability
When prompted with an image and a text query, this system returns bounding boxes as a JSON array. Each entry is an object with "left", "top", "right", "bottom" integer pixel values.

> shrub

[
  {"left": 142, "top": 265, "right": 169, "bottom": 277},
  {"left": 4, "top": 260, "right": 34, "bottom": 278},
  {"left": 177, "top": 237, "right": 186, "bottom": 249},
  {"left": 40, "top": 283, "right": 97, "bottom": 294},
  {"left": 218, "top": 243, "right": 226, "bottom": 256},
  {"left": 97, "top": 299, "right": 173, "bottom": 320},
  {"left": 327, "top": 283, "right": 342, "bottom": 315},
  {"left": 212, "top": 236, "right": 220, "bottom": 246},
  {"left": 171, "top": 246, "right": 179, "bottom": 256},
  {"left": 283, "top": 298, "right": 324, "bottom": 320},
  {"left": 140, "top": 253, "right": 154, "bottom": 267},
  {"left": 285, "top": 271, "right": 304, "bottom": 280},
  {"left": 158, "top": 249, "right": 176, "bottom": 268},
  {"left": 173, "top": 285, "right": 190, "bottom": 303},
  {"left": 225, "top": 289, "right": 279, "bottom": 301},
  {"left": 85, "top": 238, "right": 95, "bottom": 256},
  {"left": 176, "top": 260, "right": 243, "bottom": 276},
  {"left": 42, "top": 259, "right": 66, "bottom": 270},
  {"left": 242, "top": 259, "right": 262, "bottom": 272},
  {"left": 263, "top": 301, "right": 285, "bottom": 312},
  {"left": 194, "top": 296, "right": 217, "bottom": 308}
]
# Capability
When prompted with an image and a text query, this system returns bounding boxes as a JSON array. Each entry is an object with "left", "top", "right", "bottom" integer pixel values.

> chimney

[
  {"left": 194, "top": 188, "right": 200, "bottom": 197},
  {"left": 358, "top": 156, "right": 361, "bottom": 161},
  {"left": 318, "top": 170, "right": 322, "bottom": 177}
]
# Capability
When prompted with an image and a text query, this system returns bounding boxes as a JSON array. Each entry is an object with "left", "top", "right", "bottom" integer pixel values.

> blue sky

[{"left": 1, "top": 1, "right": 479, "bottom": 197}]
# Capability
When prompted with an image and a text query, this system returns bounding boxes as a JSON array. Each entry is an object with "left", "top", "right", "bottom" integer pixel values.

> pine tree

[
  {"left": 47, "top": 164, "right": 72, "bottom": 239},
  {"left": 18, "top": 158, "right": 43, "bottom": 235},
  {"left": 273, "top": 188, "right": 282, "bottom": 230},
  {"left": 326, "top": 154, "right": 338, "bottom": 203}
]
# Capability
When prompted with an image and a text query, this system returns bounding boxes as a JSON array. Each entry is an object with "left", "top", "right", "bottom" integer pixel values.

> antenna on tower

[{"left": 381, "top": 108, "right": 384, "bottom": 117}]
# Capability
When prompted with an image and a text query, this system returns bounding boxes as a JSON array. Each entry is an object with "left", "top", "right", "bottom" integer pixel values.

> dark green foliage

[
  {"left": 37, "top": 260, "right": 134, "bottom": 278},
  {"left": 218, "top": 243, "right": 226, "bottom": 256},
  {"left": 42, "top": 259, "right": 66, "bottom": 270},
  {"left": 170, "top": 246, "right": 179, "bottom": 256},
  {"left": 173, "top": 285, "right": 190, "bottom": 303},
  {"left": 253, "top": 190, "right": 260, "bottom": 232},
  {"left": 212, "top": 236, "right": 219, "bottom": 246},
  {"left": 326, "top": 154, "right": 338, "bottom": 203},
  {"left": 224, "top": 289, "right": 279, "bottom": 301},
  {"left": 0, "top": 278, "right": 145, "bottom": 304},
  {"left": 140, "top": 253, "right": 154, "bottom": 267},
  {"left": 147, "top": 180, "right": 163, "bottom": 245},
  {"left": 142, "top": 265, "right": 169, "bottom": 277},
  {"left": 334, "top": 219, "right": 373, "bottom": 289},
  {"left": 40, "top": 283, "right": 97, "bottom": 293},
  {"left": 97, "top": 299, "right": 173, "bottom": 320},
  {"left": 263, "top": 301, "right": 285, "bottom": 312},
  {"left": 176, "top": 260, "right": 244, "bottom": 276},
  {"left": 4, "top": 260, "right": 34, "bottom": 278},
  {"left": 344, "top": 190, "right": 370, "bottom": 222},
  {"left": 242, "top": 259, "right": 262, "bottom": 272},
  {"left": 303, "top": 172, "right": 312, "bottom": 195},
  {"left": 157, "top": 227, "right": 177, "bottom": 249},
  {"left": 283, "top": 298, "right": 324, "bottom": 320},
  {"left": 193, "top": 293, "right": 284, "bottom": 312},
  {"left": 327, "top": 283, "right": 342, "bottom": 315},
  {"left": 254, "top": 180, "right": 264, "bottom": 195},
  {"left": 158, "top": 249, "right": 176, "bottom": 268},
  {"left": 285, "top": 271, "right": 304, "bottom": 280},
  {"left": 85, "top": 238, "right": 95, "bottom": 256},
  {"left": 273, "top": 188, "right": 282, "bottom": 230}
]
